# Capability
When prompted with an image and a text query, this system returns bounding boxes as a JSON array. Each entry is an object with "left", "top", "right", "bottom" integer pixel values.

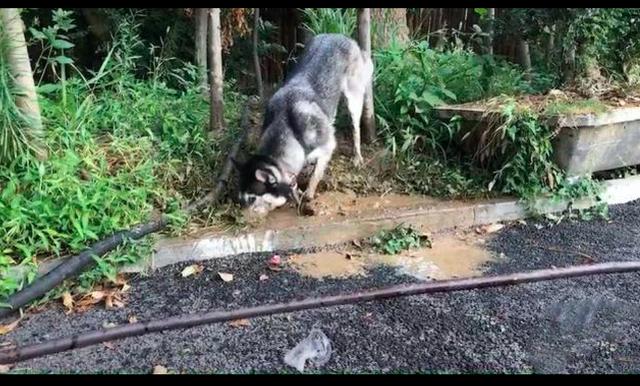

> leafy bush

[
  {"left": 0, "top": 9, "right": 246, "bottom": 301},
  {"left": 371, "top": 225, "right": 430, "bottom": 255}
]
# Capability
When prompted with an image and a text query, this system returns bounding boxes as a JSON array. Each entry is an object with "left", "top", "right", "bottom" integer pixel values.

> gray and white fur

[{"left": 237, "top": 33, "right": 373, "bottom": 214}]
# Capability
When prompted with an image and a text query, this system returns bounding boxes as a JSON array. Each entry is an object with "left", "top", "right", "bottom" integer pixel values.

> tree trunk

[
  {"left": 208, "top": 8, "right": 224, "bottom": 131},
  {"left": 195, "top": 8, "right": 208, "bottom": 95},
  {"left": 252, "top": 8, "right": 263, "bottom": 103},
  {"left": 486, "top": 8, "right": 495, "bottom": 56},
  {"left": 357, "top": 8, "right": 376, "bottom": 144},
  {"left": 544, "top": 24, "right": 556, "bottom": 68},
  {"left": 0, "top": 8, "right": 46, "bottom": 160},
  {"left": 371, "top": 8, "right": 409, "bottom": 49},
  {"left": 516, "top": 37, "right": 532, "bottom": 81}
]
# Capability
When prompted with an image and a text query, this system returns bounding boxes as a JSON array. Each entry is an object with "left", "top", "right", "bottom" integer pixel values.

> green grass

[
  {"left": 300, "top": 8, "right": 357, "bottom": 36},
  {"left": 544, "top": 99, "right": 610, "bottom": 116}
]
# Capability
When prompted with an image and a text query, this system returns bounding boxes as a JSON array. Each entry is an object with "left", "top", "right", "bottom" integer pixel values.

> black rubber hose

[{"left": 2, "top": 260, "right": 640, "bottom": 364}]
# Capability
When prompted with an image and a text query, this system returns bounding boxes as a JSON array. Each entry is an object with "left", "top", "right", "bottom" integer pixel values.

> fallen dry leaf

[
  {"left": 103, "top": 342, "right": 115, "bottom": 350},
  {"left": 259, "top": 274, "right": 268, "bottom": 281},
  {"left": 0, "top": 364, "right": 11, "bottom": 373},
  {"left": 62, "top": 291, "right": 74, "bottom": 313},
  {"left": 105, "top": 293, "right": 125, "bottom": 309},
  {"left": 476, "top": 223, "right": 504, "bottom": 234},
  {"left": 218, "top": 272, "right": 234, "bottom": 282},
  {"left": 153, "top": 365, "right": 168, "bottom": 374},
  {"left": 228, "top": 319, "right": 251, "bottom": 328},
  {"left": 114, "top": 274, "right": 128, "bottom": 286},
  {"left": 90, "top": 290, "right": 106, "bottom": 300},
  {"left": 128, "top": 315, "right": 138, "bottom": 324},
  {"left": 181, "top": 264, "right": 204, "bottom": 278},
  {"left": 0, "top": 318, "right": 21, "bottom": 335},
  {"left": 352, "top": 239, "right": 362, "bottom": 249},
  {"left": 484, "top": 223, "right": 504, "bottom": 233},
  {"left": 74, "top": 291, "right": 106, "bottom": 312}
]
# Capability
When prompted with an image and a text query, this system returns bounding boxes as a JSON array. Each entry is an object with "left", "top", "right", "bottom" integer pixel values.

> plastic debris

[
  {"left": 284, "top": 328, "right": 332, "bottom": 372},
  {"left": 268, "top": 254, "right": 283, "bottom": 271}
]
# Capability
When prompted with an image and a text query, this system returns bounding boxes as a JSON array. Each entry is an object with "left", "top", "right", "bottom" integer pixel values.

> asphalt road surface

[{"left": 4, "top": 200, "right": 640, "bottom": 373}]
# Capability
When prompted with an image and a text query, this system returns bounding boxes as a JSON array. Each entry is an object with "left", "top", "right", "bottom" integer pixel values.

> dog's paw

[
  {"left": 352, "top": 155, "right": 364, "bottom": 168},
  {"left": 299, "top": 194, "right": 317, "bottom": 216},
  {"left": 300, "top": 201, "right": 316, "bottom": 216}
]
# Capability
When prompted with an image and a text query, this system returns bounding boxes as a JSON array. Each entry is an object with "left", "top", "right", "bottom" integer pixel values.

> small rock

[
  {"left": 228, "top": 319, "right": 251, "bottom": 328},
  {"left": 153, "top": 365, "right": 168, "bottom": 374},
  {"left": 218, "top": 272, "right": 234, "bottom": 282}
]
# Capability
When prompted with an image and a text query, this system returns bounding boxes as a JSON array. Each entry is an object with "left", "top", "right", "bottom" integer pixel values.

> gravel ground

[{"left": 3, "top": 200, "right": 640, "bottom": 374}]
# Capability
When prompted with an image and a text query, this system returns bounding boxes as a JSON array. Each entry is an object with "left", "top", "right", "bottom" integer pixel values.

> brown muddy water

[{"left": 288, "top": 229, "right": 504, "bottom": 281}]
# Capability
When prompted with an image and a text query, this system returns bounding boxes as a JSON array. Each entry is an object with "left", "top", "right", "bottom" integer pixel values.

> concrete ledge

[
  {"left": 435, "top": 105, "right": 640, "bottom": 128},
  {"left": 9, "top": 175, "right": 640, "bottom": 282}
]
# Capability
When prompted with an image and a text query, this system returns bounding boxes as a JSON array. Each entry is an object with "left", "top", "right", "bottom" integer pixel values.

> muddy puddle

[
  {"left": 242, "top": 191, "right": 442, "bottom": 230},
  {"left": 289, "top": 230, "right": 502, "bottom": 281}
]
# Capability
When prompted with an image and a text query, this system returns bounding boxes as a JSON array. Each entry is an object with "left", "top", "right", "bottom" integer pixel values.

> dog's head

[{"left": 234, "top": 155, "right": 297, "bottom": 215}]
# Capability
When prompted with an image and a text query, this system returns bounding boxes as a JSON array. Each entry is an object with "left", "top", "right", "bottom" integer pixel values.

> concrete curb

[
  {"left": 121, "top": 175, "right": 640, "bottom": 273},
  {"left": 9, "top": 175, "right": 640, "bottom": 282}
]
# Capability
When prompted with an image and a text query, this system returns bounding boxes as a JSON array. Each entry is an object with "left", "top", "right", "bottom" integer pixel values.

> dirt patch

[
  {"left": 323, "top": 149, "right": 399, "bottom": 196},
  {"left": 289, "top": 230, "right": 500, "bottom": 281},
  {"left": 288, "top": 251, "right": 368, "bottom": 279}
]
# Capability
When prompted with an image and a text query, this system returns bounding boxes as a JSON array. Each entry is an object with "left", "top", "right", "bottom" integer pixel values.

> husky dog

[{"left": 236, "top": 34, "right": 374, "bottom": 215}]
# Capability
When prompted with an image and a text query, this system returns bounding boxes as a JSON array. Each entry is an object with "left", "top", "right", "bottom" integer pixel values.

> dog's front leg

[{"left": 303, "top": 143, "right": 335, "bottom": 202}]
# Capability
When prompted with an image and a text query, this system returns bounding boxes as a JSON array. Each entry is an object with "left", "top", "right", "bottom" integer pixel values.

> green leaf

[
  {"left": 29, "top": 27, "right": 46, "bottom": 40},
  {"left": 52, "top": 39, "right": 74, "bottom": 49},
  {"left": 474, "top": 8, "right": 488, "bottom": 17},
  {"left": 54, "top": 55, "right": 73, "bottom": 64},
  {"left": 420, "top": 91, "right": 445, "bottom": 107},
  {"left": 441, "top": 88, "right": 457, "bottom": 101},
  {"left": 37, "top": 83, "right": 62, "bottom": 94}
]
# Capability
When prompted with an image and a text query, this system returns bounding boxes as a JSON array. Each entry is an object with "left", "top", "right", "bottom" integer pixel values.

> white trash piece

[{"left": 284, "top": 328, "right": 332, "bottom": 372}]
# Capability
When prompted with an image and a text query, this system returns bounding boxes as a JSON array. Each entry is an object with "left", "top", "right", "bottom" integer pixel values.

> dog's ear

[{"left": 255, "top": 169, "right": 276, "bottom": 185}]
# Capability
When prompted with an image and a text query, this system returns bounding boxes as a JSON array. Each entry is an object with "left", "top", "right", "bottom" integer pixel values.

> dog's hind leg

[
  {"left": 344, "top": 84, "right": 365, "bottom": 167},
  {"left": 343, "top": 54, "right": 372, "bottom": 167}
]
